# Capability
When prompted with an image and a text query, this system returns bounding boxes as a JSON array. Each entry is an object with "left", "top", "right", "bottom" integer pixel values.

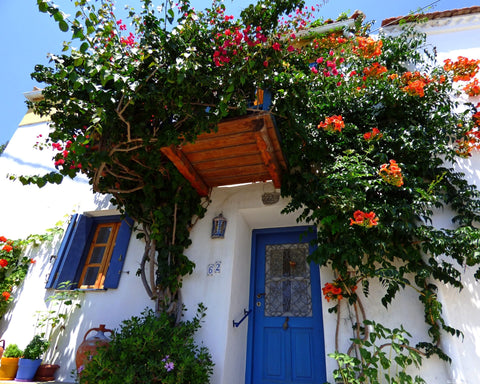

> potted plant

[
  {"left": 14, "top": 335, "right": 49, "bottom": 382},
  {"left": 33, "top": 282, "right": 83, "bottom": 381},
  {"left": 0, "top": 343, "right": 23, "bottom": 380}
]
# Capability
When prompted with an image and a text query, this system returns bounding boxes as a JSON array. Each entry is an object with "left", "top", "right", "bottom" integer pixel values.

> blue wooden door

[{"left": 246, "top": 227, "right": 326, "bottom": 384}]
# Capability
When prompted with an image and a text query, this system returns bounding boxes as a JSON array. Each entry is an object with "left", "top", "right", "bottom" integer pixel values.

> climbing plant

[{"left": 19, "top": 0, "right": 480, "bottom": 380}]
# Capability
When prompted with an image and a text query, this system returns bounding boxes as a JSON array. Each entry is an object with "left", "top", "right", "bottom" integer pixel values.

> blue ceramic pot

[{"left": 14, "top": 358, "right": 42, "bottom": 382}]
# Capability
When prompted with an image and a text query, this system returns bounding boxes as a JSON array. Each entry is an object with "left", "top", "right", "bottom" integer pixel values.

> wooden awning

[{"left": 161, "top": 111, "right": 287, "bottom": 196}]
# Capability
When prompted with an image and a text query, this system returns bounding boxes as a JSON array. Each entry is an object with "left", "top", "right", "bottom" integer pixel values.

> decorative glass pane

[
  {"left": 265, "top": 243, "right": 312, "bottom": 317},
  {"left": 82, "top": 267, "right": 99, "bottom": 286},
  {"left": 96, "top": 227, "right": 112, "bottom": 244},
  {"left": 90, "top": 246, "right": 106, "bottom": 264}
]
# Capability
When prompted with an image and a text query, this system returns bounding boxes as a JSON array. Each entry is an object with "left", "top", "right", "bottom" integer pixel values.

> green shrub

[
  {"left": 3, "top": 344, "right": 23, "bottom": 358},
  {"left": 79, "top": 304, "right": 214, "bottom": 384},
  {"left": 22, "top": 335, "right": 49, "bottom": 360}
]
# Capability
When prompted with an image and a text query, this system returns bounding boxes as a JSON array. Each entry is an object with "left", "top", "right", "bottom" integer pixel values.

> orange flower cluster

[
  {"left": 379, "top": 159, "right": 404, "bottom": 187},
  {"left": 444, "top": 57, "right": 480, "bottom": 82},
  {"left": 322, "top": 279, "right": 358, "bottom": 302},
  {"left": 400, "top": 71, "right": 431, "bottom": 97},
  {"left": 456, "top": 130, "right": 480, "bottom": 157},
  {"left": 314, "top": 33, "right": 348, "bottom": 50},
  {"left": 349, "top": 210, "right": 379, "bottom": 227},
  {"left": 353, "top": 36, "right": 383, "bottom": 58},
  {"left": 456, "top": 104, "right": 480, "bottom": 157},
  {"left": 363, "top": 62, "right": 387, "bottom": 78},
  {"left": 2, "top": 292, "right": 9, "bottom": 301},
  {"left": 363, "top": 127, "right": 383, "bottom": 141},
  {"left": 463, "top": 78, "right": 480, "bottom": 97},
  {"left": 318, "top": 115, "right": 345, "bottom": 132}
]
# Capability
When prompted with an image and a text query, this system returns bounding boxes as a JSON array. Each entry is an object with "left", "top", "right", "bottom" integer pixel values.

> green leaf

[
  {"left": 59, "top": 20, "right": 69, "bottom": 32},
  {"left": 38, "top": 1, "right": 48, "bottom": 13},
  {"left": 80, "top": 42, "right": 89, "bottom": 53}
]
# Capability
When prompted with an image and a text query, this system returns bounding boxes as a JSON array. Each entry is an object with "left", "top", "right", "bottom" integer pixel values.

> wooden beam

[
  {"left": 253, "top": 122, "right": 283, "bottom": 188},
  {"left": 160, "top": 145, "right": 210, "bottom": 196}
]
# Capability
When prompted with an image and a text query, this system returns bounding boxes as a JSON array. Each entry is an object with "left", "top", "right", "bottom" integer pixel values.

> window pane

[
  {"left": 265, "top": 243, "right": 312, "bottom": 317},
  {"left": 82, "top": 267, "right": 100, "bottom": 286},
  {"left": 90, "top": 246, "right": 106, "bottom": 264},
  {"left": 96, "top": 227, "right": 112, "bottom": 244}
]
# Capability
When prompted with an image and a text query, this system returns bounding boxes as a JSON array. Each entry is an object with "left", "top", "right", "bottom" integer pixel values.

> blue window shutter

[
  {"left": 103, "top": 217, "right": 133, "bottom": 289},
  {"left": 46, "top": 214, "right": 78, "bottom": 288},
  {"left": 47, "top": 214, "right": 93, "bottom": 289}
]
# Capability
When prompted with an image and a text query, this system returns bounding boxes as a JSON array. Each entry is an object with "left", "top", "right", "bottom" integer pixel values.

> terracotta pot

[
  {"left": 76, "top": 324, "right": 113, "bottom": 372},
  {"left": 0, "top": 340, "right": 4, "bottom": 360},
  {"left": 0, "top": 357, "right": 20, "bottom": 380},
  {"left": 34, "top": 363, "right": 60, "bottom": 382}
]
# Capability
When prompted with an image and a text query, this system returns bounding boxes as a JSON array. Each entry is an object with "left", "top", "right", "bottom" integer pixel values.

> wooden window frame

[
  {"left": 46, "top": 214, "right": 133, "bottom": 290},
  {"left": 78, "top": 222, "right": 121, "bottom": 289}
]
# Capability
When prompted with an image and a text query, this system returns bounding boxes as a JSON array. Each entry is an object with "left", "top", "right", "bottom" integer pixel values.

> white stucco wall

[{"left": 382, "top": 13, "right": 480, "bottom": 384}]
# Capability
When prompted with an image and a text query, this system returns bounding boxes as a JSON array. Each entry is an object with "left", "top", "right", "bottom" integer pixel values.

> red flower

[
  {"left": 363, "top": 127, "right": 383, "bottom": 141},
  {"left": 318, "top": 115, "right": 345, "bottom": 133},
  {"left": 2, "top": 244, "right": 13, "bottom": 253},
  {"left": 0, "top": 259, "right": 8, "bottom": 268},
  {"left": 350, "top": 210, "right": 379, "bottom": 227},
  {"left": 272, "top": 42, "right": 281, "bottom": 51},
  {"left": 30, "top": 259, "right": 36, "bottom": 264},
  {"left": 0, "top": 236, "right": 7, "bottom": 243},
  {"left": 2, "top": 292, "right": 10, "bottom": 301}
]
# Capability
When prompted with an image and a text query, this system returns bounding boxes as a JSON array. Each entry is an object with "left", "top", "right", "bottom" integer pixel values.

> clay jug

[{"left": 75, "top": 324, "right": 113, "bottom": 371}]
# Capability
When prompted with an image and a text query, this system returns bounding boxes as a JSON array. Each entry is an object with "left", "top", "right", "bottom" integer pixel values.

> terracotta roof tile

[{"left": 381, "top": 6, "right": 480, "bottom": 27}]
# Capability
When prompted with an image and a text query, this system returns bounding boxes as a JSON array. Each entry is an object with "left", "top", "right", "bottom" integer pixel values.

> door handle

[{"left": 283, "top": 317, "right": 289, "bottom": 330}]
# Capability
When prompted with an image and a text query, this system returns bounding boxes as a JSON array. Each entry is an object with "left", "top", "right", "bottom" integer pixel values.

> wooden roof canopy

[{"left": 160, "top": 102, "right": 287, "bottom": 197}]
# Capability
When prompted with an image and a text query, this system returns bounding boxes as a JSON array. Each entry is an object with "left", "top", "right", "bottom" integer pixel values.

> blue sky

[{"left": 1, "top": 0, "right": 479, "bottom": 145}]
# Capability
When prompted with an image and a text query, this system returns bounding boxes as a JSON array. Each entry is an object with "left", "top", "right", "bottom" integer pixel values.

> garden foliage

[
  {"left": 21, "top": 0, "right": 480, "bottom": 380},
  {"left": 78, "top": 305, "right": 213, "bottom": 384}
]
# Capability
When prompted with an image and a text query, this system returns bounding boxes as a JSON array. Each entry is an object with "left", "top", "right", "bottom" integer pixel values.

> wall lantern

[{"left": 211, "top": 213, "right": 227, "bottom": 239}]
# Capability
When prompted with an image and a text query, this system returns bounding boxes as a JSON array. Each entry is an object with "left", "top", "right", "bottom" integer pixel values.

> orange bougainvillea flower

[
  {"left": 350, "top": 210, "right": 379, "bottom": 228},
  {"left": 363, "top": 62, "right": 387, "bottom": 78},
  {"left": 353, "top": 36, "right": 383, "bottom": 58},
  {"left": 444, "top": 56, "right": 480, "bottom": 82},
  {"left": 322, "top": 277, "right": 358, "bottom": 302},
  {"left": 0, "top": 236, "right": 7, "bottom": 243},
  {"left": 463, "top": 78, "right": 480, "bottom": 97},
  {"left": 379, "top": 159, "right": 404, "bottom": 187},
  {"left": 402, "top": 79, "right": 427, "bottom": 97},
  {"left": 1, "top": 245, "right": 13, "bottom": 253},
  {"left": 0, "top": 259, "right": 8, "bottom": 268},
  {"left": 363, "top": 127, "right": 383, "bottom": 141},
  {"left": 2, "top": 292, "right": 10, "bottom": 301},
  {"left": 318, "top": 115, "right": 345, "bottom": 132},
  {"left": 399, "top": 71, "right": 432, "bottom": 97}
]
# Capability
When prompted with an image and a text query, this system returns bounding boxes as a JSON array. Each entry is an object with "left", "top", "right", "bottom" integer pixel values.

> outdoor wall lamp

[{"left": 211, "top": 213, "right": 227, "bottom": 239}]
